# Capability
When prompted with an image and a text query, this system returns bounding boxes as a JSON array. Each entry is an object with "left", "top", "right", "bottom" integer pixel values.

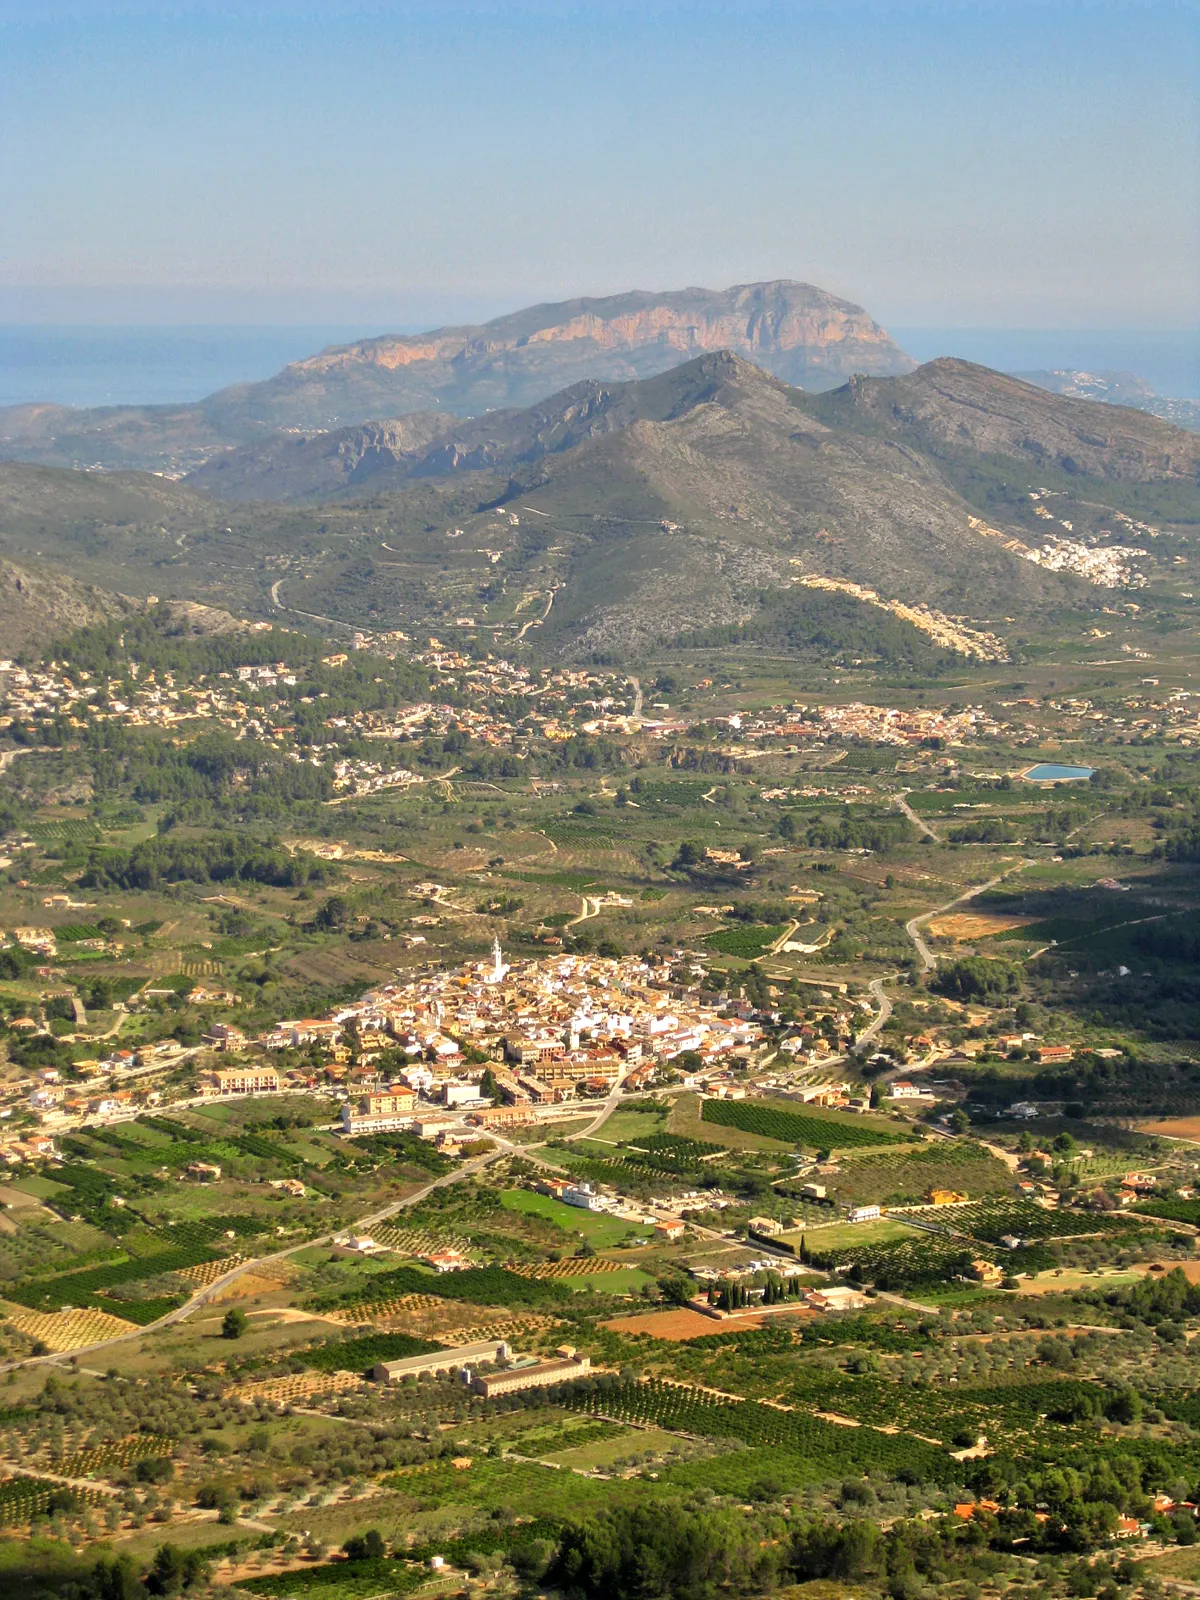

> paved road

[
  {"left": 0, "top": 1146, "right": 511, "bottom": 1376},
  {"left": 904, "top": 861, "right": 1034, "bottom": 972},
  {"left": 905, "top": 912, "right": 939, "bottom": 973},
  {"left": 895, "top": 791, "right": 939, "bottom": 841},
  {"left": 857, "top": 975, "right": 898, "bottom": 1046},
  {"left": 562, "top": 1069, "right": 631, "bottom": 1144},
  {"left": 266, "top": 576, "right": 355, "bottom": 632}
]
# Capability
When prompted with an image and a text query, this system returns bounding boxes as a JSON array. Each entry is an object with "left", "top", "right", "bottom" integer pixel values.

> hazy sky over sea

[{"left": 0, "top": 0, "right": 1195, "bottom": 329}]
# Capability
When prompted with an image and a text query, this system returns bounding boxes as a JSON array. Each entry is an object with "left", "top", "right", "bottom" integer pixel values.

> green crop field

[
  {"left": 706, "top": 923, "right": 789, "bottom": 957},
  {"left": 0, "top": 566, "right": 1198, "bottom": 1600},
  {"left": 500, "top": 1189, "right": 642, "bottom": 1246},
  {"left": 701, "top": 1097, "right": 907, "bottom": 1149}
]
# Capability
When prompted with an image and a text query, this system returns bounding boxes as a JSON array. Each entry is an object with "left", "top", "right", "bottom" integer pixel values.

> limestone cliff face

[
  {"left": 0, "top": 282, "right": 914, "bottom": 472},
  {"left": 292, "top": 281, "right": 913, "bottom": 391}
]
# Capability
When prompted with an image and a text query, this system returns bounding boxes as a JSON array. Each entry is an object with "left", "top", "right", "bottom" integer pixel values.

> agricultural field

[
  {"left": 0, "top": 601, "right": 1197, "bottom": 1600},
  {"left": 498, "top": 1189, "right": 643, "bottom": 1248},
  {"left": 819, "top": 1140, "right": 1016, "bottom": 1207},
  {"left": 701, "top": 1096, "right": 907, "bottom": 1150},
  {"left": 784, "top": 1218, "right": 920, "bottom": 1252}
]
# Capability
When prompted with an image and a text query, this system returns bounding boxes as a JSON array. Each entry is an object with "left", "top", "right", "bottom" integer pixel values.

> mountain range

[
  {"left": 186, "top": 352, "right": 1200, "bottom": 506},
  {"left": 0, "top": 281, "right": 913, "bottom": 477},
  {"left": 0, "top": 349, "right": 1194, "bottom": 662}
]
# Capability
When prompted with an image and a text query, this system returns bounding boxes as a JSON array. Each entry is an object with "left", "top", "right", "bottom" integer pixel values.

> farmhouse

[
  {"left": 373, "top": 1339, "right": 510, "bottom": 1382},
  {"left": 185, "top": 1161, "right": 222, "bottom": 1182},
  {"left": 1034, "top": 1045, "right": 1074, "bottom": 1064},
  {"left": 806, "top": 1285, "right": 871, "bottom": 1312},
  {"left": 748, "top": 1215, "right": 784, "bottom": 1235},
  {"left": 468, "top": 1349, "right": 591, "bottom": 1398}
]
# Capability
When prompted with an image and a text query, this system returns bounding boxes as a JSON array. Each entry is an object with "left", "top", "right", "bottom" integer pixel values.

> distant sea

[
  {"left": 0, "top": 324, "right": 404, "bottom": 409},
  {"left": 0, "top": 323, "right": 1196, "bottom": 410},
  {"left": 892, "top": 327, "right": 1200, "bottom": 400}
]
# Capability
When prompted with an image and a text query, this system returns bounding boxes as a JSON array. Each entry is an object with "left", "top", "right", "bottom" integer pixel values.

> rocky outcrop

[
  {"left": 824, "top": 360, "right": 1200, "bottom": 482},
  {"left": 295, "top": 280, "right": 913, "bottom": 393},
  {"left": 188, "top": 413, "right": 457, "bottom": 501},
  {"left": 0, "top": 281, "right": 913, "bottom": 475}
]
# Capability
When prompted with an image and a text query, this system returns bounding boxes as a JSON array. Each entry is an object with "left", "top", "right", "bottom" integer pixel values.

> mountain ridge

[
  {"left": 1, "top": 352, "right": 1196, "bottom": 661},
  {"left": 0, "top": 281, "right": 913, "bottom": 475},
  {"left": 186, "top": 353, "right": 1200, "bottom": 505}
]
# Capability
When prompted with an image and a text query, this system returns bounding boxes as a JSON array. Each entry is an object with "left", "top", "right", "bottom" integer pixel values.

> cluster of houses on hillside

[{"left": 125, "top": 944, "right": 769, "bottom": 1145}]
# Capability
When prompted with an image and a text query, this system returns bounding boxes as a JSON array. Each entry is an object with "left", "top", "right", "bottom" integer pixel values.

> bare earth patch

[
  {"left": 604, "top": 1308, "right": 761, "bottom": 1340},
  {"left": 927, "top": 912, "right": 1034, "bottom": 939},
  {"left": 1137, "top": 1117, "right": 1200, "bottom": 1142}
]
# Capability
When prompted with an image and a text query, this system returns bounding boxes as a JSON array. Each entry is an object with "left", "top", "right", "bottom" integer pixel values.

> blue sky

[{"left": 0, "top": 1, "right": 1196, "bottom": 328}]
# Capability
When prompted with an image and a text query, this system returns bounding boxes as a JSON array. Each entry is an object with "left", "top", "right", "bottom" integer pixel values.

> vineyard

[
  {"left": 701, "top": 1098, "right": 905, "bottom": 1149},
  {"left": 238, "top": 1518, "right": 563, "bottom": 1599},
  {"left": 800, "top": 1231, "right": 980, "bottom": 1289},
  {"left": 7, "top": 1243, "right": 217, "bottom": 1310},
  {"left": 157, "top": 1214, "right": 268, "bottom": 1245},
  {"left": 634, "top": 1133, "right": 723, "bottom": 1159},
  {"left": 312, "top": 1264, "right": 569, "bottom": 1313},
  {"left": 174, "top": 1253, "right": 250, "bottom": 1286},
  {"left": 231, "top": 1370, "right": 365, "bottom": 1406},
  {"left": 559, "top": 1377, "right": 954, "bottom": 1484},
  {"left": 706, "top": 923, "right": 789, "bottom": 958},
  {"left": 370, "top": 1225, "right": 472, "bottom": 1257},
  {"left": 512, "top": 1257, "right": 627, "bottom": 1278},
  {"left": 783, "top": 1369, "right": 1104, "bottom": 1443},
  {"left": 907, "top": 1198, "right": 1140, "bottom": 1245},
  {"left": 828, "top": 1141, "right": 1015, "bottom": 1206},
  {"left": 325, "top": 1293, "right": 445, "bottom": 1323},
  {"left": 0, "top": 1473, "right": 108, "bottom": 1526},
  {"left": 50, "top": 1435, "right": 174, "bottom": 1478},
  {"left": 236, "top": 1558, "right": 424, "bottom": 1600},
  {"left": 1135, "top": 1197, "right": 1200, "bottom": 1226},
  {"left": 553, "top": 1149, "right": 692, "bottom": 1194},
  {"left": 6, "top": 1307, "right": 136, "bottom": 1351}
]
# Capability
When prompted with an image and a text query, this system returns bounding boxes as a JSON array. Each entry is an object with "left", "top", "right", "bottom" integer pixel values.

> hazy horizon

[
  {"left": 2, "top": 0, "right": 1196, "bottom": 331},
  {"left": 2, "top": 319, "right": 1197, "bottom": 411}
]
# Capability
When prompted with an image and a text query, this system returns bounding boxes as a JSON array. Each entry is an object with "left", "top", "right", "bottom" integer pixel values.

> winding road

[
  {"left": 857, "top": 976, "right": 896, "bottom": 1046},
  {"left": 905, "top": 860, "right": 1035, "bottom": 973},
  {"left": 856, "top": 857, "right": 1035, "bottom": 1044},
  {"left": 561, "top": 1068, "right": 631, "bottom": 1144},
  {"left": 515, "top": 587, "right": 557, "bottom": 642}
]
